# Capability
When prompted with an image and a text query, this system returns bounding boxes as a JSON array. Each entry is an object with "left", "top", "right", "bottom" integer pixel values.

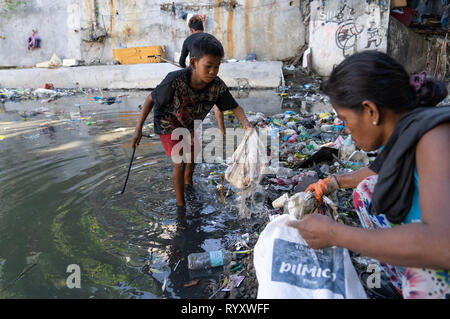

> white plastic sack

[
  {"left": 49, "top": 53, "right": 62, "bottom": 67},
  {"left": 254, "top": 214, "right": 367, "bottom": 299},
  {"left": 225, "top": 128, "right": 269, "bottom": 190}
]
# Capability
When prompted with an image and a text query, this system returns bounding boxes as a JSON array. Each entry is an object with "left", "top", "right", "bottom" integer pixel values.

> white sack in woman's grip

[{"left": 254, "top": 215, "right": 367, "bottom": 299}]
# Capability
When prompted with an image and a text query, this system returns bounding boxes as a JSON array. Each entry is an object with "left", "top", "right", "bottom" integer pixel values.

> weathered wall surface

[
  {"left": 0, "top": 0, "right": 308, "bottom": 67},
  {"left": 309, "top": 0, "right": 391, "bottom": 76},
  {"left": 387, "top": 16, "right": 428, "bottom": 74},
  {"left": 0, "top": 61, "right": 283, "bottom": 89},
  {"left": 0, "top": 0, "right": 82, "bottom": 67}
]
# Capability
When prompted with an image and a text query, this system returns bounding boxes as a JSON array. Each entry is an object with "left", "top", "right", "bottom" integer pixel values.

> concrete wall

[
  {"left": 0, "top": 61, "right": 283, "bottom": 89},
  {"left": 309, "top": 0, "right": 391, "bottom": 76},
  {"left": 387, "top": 16, "right": 428, "bottom": 74},
  {"left": 0, "top": 0, "right": 82, "bottom": 67},
  {"left": 0, "top": 0, "right": 308, "bottom": 67}
]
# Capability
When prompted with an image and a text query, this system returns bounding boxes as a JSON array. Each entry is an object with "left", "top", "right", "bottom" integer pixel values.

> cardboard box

[
  {"left": 113, "top": 46, "right": 166, "bottom": 65},
  {"left": 391, "top": 0, "right": 407, "bottom": 9}
]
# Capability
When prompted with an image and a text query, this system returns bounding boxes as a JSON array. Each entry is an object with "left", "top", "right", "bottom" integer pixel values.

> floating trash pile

[
  {"left": 0, "top": 86, "right": 94, "bottom": 103},
  {"left": 188, "top": 106, "right": 384, "bottom": 299}
]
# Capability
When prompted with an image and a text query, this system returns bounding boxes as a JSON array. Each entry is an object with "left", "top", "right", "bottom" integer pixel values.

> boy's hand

[
  {"left": 131, "top": 128, "right": 143, "bottom": 148},
  {"left": 242, "top": 121, "right": 253, "bottom": 130},
  {"left": 231, "top": 106, "right": 253, "bottom": 131}
]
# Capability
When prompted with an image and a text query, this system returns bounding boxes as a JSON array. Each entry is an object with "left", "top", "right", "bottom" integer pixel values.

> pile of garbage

[
  {"left": 230, "top": 107, "right": 372, "bottom": 225},
  {"left": 0, "top": 86, "right": 92, "bottom": 103},
  {"left": 279, "top": 65, "right": 329, "bottom": 111},
  {"left": 190, "top": 106, "right": 384, "bottom": 299}
]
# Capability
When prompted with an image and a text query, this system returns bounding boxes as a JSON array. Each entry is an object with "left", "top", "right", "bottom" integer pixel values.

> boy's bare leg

[
  {"left": 184, "top": 150, "right": 195, "bottom": 185},
  {"left": 184, "top": 163, "right": 195, "bottom": 185},
  {"left": 172, "top": 162, "right": 186, "bottom": 207}
]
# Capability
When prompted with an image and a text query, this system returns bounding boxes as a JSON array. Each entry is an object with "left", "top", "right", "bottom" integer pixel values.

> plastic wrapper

[
  {"left": 225, "top": 128, "right": 269, "bottom": 190},
  {"left": 287, "top": 192, "right": 317, "bottom": 219},
  {"left": 225, "top": 128, "right": 269, "bottom": 219}
]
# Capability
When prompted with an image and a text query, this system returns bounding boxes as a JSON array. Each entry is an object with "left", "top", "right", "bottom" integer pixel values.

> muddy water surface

[{"left": 0, "top": 90, "right": 282, "bottom": 298}]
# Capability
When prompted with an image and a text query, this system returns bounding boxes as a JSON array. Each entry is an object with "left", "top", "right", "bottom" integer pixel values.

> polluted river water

[{"left": 0, "top": 89, "right": 306, "bottom": 299}]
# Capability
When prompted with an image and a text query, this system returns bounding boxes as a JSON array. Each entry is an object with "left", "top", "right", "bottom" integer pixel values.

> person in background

[
  {"left": 288, "top": 50, "right": 450, "bottom": 299},
  {"left": 179, "top": 14, "right": 226, "bottom": 135},
  {"left": 132, "top": 36, "right": 251, "bottom": 215}
]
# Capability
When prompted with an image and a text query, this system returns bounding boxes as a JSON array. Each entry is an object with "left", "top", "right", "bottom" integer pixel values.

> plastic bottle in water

[{"left": 187, "top": 250, "right": 234, "bottom": 270}]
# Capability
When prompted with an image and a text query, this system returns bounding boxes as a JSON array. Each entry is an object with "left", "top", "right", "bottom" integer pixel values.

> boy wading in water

[
  {"left": 131, "top": 36, "right": 251, "bottom": 214},
  {"left": 179, "top": 14, "right": 226, "bottom": 136}
]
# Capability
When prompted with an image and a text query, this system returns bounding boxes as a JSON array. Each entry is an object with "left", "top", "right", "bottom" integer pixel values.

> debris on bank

[
  {"left": 0, "top": 86, "right": 91, "bottom": 103},
  {"left": 187, "top": 65, "right": 386, "bottom": 299}
]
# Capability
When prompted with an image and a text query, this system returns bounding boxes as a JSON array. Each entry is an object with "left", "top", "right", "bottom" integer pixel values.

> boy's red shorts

[{"left": 159, "top": 131, "right": 200, "bottom": 157}]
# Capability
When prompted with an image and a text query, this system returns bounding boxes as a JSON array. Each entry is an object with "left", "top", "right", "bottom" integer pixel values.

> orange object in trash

[
  {"left": 40, "top": 83, "right": 55, "bottom": 90},
  {"left": 113, "top": 46, "right": 166, "bottom": 65}
]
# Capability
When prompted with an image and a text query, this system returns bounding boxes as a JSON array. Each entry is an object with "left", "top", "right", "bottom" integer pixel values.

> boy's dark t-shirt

[
  {"left": 179, "top": 32, "right": 216, "bottom": 68},
  {"left": 151, "top": 67, "right": 238, "bottom": 135}
]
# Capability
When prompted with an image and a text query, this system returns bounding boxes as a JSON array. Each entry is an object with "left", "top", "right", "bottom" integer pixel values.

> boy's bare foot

[{"left": 176, "top": 205, "right": 186, "bottom": 216}]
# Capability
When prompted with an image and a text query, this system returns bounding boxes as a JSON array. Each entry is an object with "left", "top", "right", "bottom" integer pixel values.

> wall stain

[
  {"left": 214, "top": 0, "right": 224, "bottom": 50},
  {"left": 85, "top": 0, "right": 94, "bottom": 26},
  {"left": 267, "top": 1, "right": 275, "bottom": 58},
  {"left": 122, "top": 0, "right": 139, "bottom": 45},
  {"left": 109, "top": 0, "right": 115, "bottom": 48},
  {"left": 244, "top": 0, "right": 252, "bottom": 55},
  {"left": 227, "top": 1, "right": 235, "bottom": 57}
]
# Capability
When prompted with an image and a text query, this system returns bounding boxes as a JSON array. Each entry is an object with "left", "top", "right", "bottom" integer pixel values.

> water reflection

[{"left": 0, "top": 90, "right": 281, "bottom": 298}]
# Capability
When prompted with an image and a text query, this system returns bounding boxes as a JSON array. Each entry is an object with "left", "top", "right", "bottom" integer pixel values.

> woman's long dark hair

[{"left": 321, "top": 50, "right": 447, "bottom": 113}]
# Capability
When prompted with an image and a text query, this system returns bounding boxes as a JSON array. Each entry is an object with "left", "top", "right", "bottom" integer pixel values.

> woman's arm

[
  {"left": 335, "top": 166, "right": 376, "bottom": 189},
  {"left": 288, "top": 123, "right": 450, "bottom": 269},
  {"left": 304, "top": 167, "right": 376, "bottom": 203}
]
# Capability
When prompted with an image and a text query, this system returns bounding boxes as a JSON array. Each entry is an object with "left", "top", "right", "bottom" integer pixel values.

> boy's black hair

[
  {"left": 190, "top": 36, "right": 224, "bottom": 60},
  {"left": 188, "top": 15, "right": 204, "bottom": 31},
  {"left": 321, "top": 50, "right": 447, "bottom": 113}
]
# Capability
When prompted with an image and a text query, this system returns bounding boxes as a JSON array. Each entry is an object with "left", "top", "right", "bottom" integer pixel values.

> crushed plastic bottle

[{"left": 187, "top": 250, "right": 235, "bottom": 270}]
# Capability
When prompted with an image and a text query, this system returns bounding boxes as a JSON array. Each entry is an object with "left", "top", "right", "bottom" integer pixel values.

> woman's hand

[
  {"left": 305, "top": 175, "right": 339, "bottom": 205},
  {"left": 286, "top": 214, "right": 338, "bottom": 249}
]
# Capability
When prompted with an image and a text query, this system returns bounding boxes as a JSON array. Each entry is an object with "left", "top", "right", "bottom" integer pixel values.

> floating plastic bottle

[{"left": 187, "top": 250, "right": 234, "bottom": 270}]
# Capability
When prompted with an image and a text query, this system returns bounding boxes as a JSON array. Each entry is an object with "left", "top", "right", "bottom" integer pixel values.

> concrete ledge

[{"left": 0, "top": 61, "right": 282, "bottom": 90}]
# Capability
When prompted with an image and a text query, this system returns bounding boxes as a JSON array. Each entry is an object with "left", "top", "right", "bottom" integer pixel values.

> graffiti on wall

[
  {"left": 365, "top": 20, "right": 382, "bottom": 48},
  {"left": 318, "top": 0, "right": 386, "bottom": 58},
  {"left": 319, "top": 1, "right": 364, "bottom": 58},
  {"left": 365, "top": 3, "right": 383, "bottom": 49}
]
